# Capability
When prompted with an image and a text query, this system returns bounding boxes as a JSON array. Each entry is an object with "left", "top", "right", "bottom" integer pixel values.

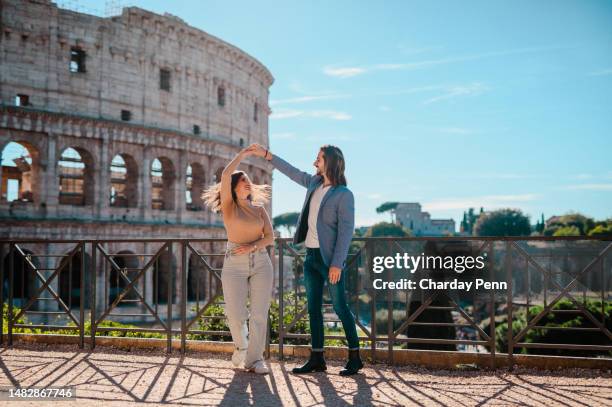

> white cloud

[
  {"left": 423, "top": 82, "right": 489, "bottom": 105},
  {"left": 423, "top": 194, "right": 540, "bottom": 211},
  {"left": 323, "top": 66, "right": 366, "bottom": 78},
  {"left": 323, "top": 44, "right": 574, "bottom": 78},
  {"left": 271, "top": 108, "right": 352, "bottom": 121},
  {"left": 588, "top": 68, "right": 612, "bottom": 77},
  {"left": 560, "top": 183, "right": 612, "bottom": 191},
  {"left": 270, "top": 94, "right": 351, "bottom": 106}
]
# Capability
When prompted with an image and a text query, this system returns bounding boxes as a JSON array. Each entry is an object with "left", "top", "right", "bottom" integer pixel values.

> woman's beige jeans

[{"left": 221, "top": 241, "right": 274, "bottom": 368}]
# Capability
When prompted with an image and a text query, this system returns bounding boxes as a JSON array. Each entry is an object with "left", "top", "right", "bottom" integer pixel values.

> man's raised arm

[{"left": 249, "top": 144, "right": 313, "bottom": 188}]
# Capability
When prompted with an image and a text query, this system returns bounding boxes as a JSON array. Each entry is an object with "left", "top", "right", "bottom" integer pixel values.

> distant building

[{"left": 393, "top": 202, "right": 455, "bottom": 236}]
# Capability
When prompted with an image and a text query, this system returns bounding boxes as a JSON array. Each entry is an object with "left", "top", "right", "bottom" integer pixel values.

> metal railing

[{"left": 0, "top": 236, "right": 610, "bottom": 366}]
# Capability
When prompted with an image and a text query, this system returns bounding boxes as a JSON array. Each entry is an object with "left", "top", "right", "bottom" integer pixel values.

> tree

[
  {"left": 364, "top": 221, "right": 411, "bottom": 237},
  {"left": 553, "top": 226, "right": 581, "bottom": 236},
  {"left": 473, "top": 209, "right": 531, "bottom": 237},
  {"left": 461, "top": 207, "right": 482, "bottom": 235},
  {"left": 588, "top": 224, "right": 612, "bottom": 237},
  {"left": 543, "top": 212, "right": 595, "bottom": 236},
  {"left": 273, "top": 212, "right": 300, "bottom": 237},
  {"left": 376, "top": 202, "right": 399, "bottom": 223}
]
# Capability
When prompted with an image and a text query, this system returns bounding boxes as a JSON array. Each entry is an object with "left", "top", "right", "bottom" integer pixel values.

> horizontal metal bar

[
  {"left": 14, "top": 324, "right": 78, "bottom": 330},
  {"left": 186, "top": 330, "right": 233, "bottom": 336},
  {"left": 404, "top": 322, "right": 475, "bottom": 328},
  {"left": 531, "top": 326, "right": 603, "bottom": 332},
  {"left": 3, "top": 236, "right": 610, "bottom": 244},
  {"left": 24, "top": 311, "right": 67, "bottom": 314},
  {"left": 395, "top": 338, "right": 490, "bottom": 345},
  {"left": 96, "top": 326, "right": 166, "bottom": 333},
  {"left": 26, "top": 254, "right": 70, "bottom": 258},
  {"left": 284, "top": 333, "right": 373, "bottom": 341},
  {"left": 107, "top": 313, "right": 155, "bottom": 317},
  {"left": 516, "top": 342, "right": 612, "bottom": 351},
  {"left": 107, "top": 253, "right": 155, "bottom": 257}
]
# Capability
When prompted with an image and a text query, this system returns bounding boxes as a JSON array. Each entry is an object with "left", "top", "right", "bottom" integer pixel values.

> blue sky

[{"left": 34, "top": 2, "right": 612, "bottom": 226}]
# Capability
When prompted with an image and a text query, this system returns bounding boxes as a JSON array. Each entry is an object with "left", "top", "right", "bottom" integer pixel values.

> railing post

[
  {"left": 367, "top": 240, "right": 376, "bottom": 363},
  {"left": 91, "top": 241, "right": 97, "bottom": 350},
  {"left": 79, "top": 241, "right": 85, "bottom": 349},
  {"left": 167, "top": 241, "right": 173, "bottom": 354},
  {"left": 8, "top": 243, "right": 14, "bottom": 346},
  {"left": 489, "top": 241, "right": 496, "bottom": 369},
  {"left": 278, "top": 239, "right": 284, "bottom": 361},
  {"left": 0, "top": 242, "right": 4, "bottom": 345},
  {"left": 387, "top": 240, "right": 394, "bottom": 365},
  {"left": 505, "top": 241, "right": 513, "bottom": 370},
  {"left": 181, "top": 241, "right": 187, "bottom": 354}
]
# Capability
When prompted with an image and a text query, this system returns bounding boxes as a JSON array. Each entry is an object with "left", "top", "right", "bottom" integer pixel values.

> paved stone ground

[{"left": 0, "top": 342, "right": 610, "bottom": 406}]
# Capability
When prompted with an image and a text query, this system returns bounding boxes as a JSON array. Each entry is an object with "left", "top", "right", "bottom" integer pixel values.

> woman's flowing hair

[
  {"left": 320, "top": 144, "right": 347, "bottom": 186},
  {"left": 201, "top": 170, "right": 271, "bottom": 213}
]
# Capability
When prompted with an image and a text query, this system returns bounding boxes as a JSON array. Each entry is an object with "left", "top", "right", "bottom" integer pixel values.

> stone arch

[
  {"left": 58, "top": 146, "right": 95, "bottom": 206},
  {"left": 186, "top": 162, "right": 206, "bottom": 211},
  {"left": 59, "top": 250, "right": 91, "bottom": 309},
  {"left": 0, "top": 140, "right": 41, "bottom": 204},
  {"left": 109, "top": 250, "right": 139, "bottom": 306},
  {"left": 110, "top": 153, "right": 139, "bottom": 208},
  {"left": 187, "top": 252, "right": 208, "bottom": 303},
  {"left": 151, "top": 157, "right": 176, "bottom": 210},
  {"left": 152, "top": 249, "right": 177, "bottom": 304},
  {"left": 2, "top": 248, "right": 39, "bottom": 308}
]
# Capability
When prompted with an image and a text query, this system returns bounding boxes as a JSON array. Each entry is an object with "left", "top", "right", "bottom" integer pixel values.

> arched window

[
  {"left": 59, "top": 251, "right": 91, "bottom": 309},
  {"left": 152, "top": 249, "right": 177, "bottom": 304},
  {"left": 186, "top": 163, "right": 205, "bottom": 211},
  {"left": 110, "top": 154, "right": 138, "bottom": 207},
  {"left": 109, "top": 251, "right": 139, "bottom": 306},
  {"left": 59, "top": 147, "right": 93, "bottom": 206},
  {"left": 2, "top": 249, "right": 38, "bottom": 308},
  {"left": 151, "top": 157, "right": 175, "bottom": 210},
  {"left": 1, "top": 141, "right": 35, "bottom": 203}
]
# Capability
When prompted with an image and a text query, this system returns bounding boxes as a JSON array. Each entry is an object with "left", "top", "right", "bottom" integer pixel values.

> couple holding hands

[{"left": 202, "top": 143, "right": 363, "bottom": 376}]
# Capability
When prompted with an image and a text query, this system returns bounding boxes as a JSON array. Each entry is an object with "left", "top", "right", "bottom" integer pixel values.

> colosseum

[{"left": 0, "top": 0, "right": 275, "bottom": 326}]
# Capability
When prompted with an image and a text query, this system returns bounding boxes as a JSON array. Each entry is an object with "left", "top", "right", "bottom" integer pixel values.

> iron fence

[{"left": 0, "top": 236, "right": 610, "bottom": 366}]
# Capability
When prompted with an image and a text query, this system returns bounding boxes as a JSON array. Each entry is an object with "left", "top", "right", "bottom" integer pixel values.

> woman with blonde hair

[{"left": 201, "top": 145, "right": 274, "bottom": 374}]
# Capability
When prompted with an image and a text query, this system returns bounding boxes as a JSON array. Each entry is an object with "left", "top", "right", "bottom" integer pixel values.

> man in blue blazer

[{"left": 249, "top": 143, "right": 363, "bottom": 376}]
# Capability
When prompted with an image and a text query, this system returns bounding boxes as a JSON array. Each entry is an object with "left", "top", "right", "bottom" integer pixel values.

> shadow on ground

[{"left": 0, "top": 343, "right": 610, "bottom": 406}]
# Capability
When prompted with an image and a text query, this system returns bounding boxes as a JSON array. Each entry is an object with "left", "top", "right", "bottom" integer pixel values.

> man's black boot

[
  {"left": 292, "top": 350, "right": 327, "bottom": 374},
  {"left": 339, "top": 349, "right": 364, "bottom": 376}
]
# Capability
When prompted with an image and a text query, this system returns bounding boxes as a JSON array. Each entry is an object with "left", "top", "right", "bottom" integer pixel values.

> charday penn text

[{"left": 371, "top": 252, "right": 507, "bottom": 292}]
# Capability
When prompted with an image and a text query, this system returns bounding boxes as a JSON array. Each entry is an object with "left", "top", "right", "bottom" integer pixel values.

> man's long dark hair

[{"left": 320, "top": 145, "right": 347, "bottom": 186}]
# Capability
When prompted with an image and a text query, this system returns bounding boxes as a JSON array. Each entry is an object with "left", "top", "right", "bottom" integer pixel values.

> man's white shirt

[{"left": 304, "top": 183, "right": 332, "bottom": 248}]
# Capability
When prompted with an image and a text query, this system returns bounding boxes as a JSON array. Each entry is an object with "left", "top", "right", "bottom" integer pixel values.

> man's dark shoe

[
  {"left": 339, "top": 349, "right": 364, "bottom": 376},
  {"left": 292, "top": 350, "right": 327, "bottom": 374}
]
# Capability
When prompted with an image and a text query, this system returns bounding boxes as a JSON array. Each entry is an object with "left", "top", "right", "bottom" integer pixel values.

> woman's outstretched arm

[
  {"left": 248, "top": 143, "right": 313, "bottom": 188},
  {"left": 220, "top": 148, "right": 250, "bottom": 210}
]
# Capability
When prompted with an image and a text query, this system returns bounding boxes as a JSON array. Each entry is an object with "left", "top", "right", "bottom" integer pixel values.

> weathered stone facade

[{"left": 0, "top": 0, "right": 275, "bottom": 321}]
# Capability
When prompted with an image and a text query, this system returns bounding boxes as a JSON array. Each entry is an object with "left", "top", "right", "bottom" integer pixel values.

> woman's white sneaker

[
  {"left": 232, "top": 348, "right": 247, "bottom": 368},
  {"left": 247, "top": 360, "right": 269, "bottom": 374}
]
